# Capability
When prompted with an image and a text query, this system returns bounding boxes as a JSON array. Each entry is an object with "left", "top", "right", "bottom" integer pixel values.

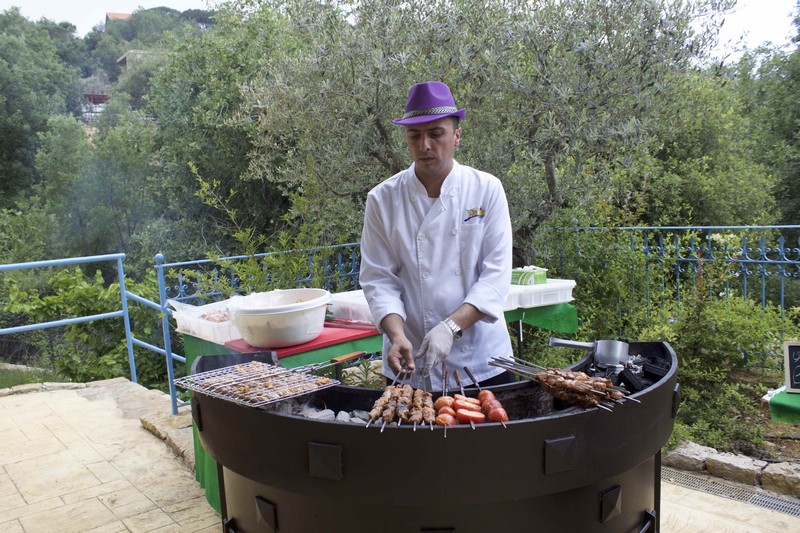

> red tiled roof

[{"left": 105, "top": 13, "right": 131, "bottom": 22}]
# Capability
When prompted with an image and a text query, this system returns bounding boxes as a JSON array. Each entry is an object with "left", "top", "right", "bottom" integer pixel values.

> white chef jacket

[{"left": 360, "top": 160, "right": 513, "bottom": 391}]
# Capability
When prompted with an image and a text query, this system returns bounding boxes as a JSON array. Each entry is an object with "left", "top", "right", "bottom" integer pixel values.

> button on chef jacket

[{"left": 360, "top": 160, "right": 513, "bottom": 391}]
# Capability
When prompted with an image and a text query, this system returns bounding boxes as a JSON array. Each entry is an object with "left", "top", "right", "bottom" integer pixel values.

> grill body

[{"left": 192, "top": 341, "right": 678, "bottom": 533}]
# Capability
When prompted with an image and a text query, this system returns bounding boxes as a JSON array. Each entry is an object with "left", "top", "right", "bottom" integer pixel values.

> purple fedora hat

[{"left": 392, "top": 81, "right": 467, "bottom": 125}]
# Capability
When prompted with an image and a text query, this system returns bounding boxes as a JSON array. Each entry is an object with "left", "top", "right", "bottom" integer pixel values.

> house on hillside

[
  {"left": 117, "top": 50, "right": 153, "bottom": 69},
  {"left": 81, "top": 93, "right": 108, "bottom": 123},
  {"left": 105, "top": 12, "right": 131, "bottom": 25}
]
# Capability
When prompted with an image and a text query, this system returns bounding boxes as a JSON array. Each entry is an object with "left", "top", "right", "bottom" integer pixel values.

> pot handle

[{"left": 548, "top": 337, "right": 595, "bottom": 350}]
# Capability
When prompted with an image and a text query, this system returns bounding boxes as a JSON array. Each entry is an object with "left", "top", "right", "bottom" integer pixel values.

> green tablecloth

[
  {"left": 504, "top": 302, "right": 579, "bottom": 333},
  {"left": 769, "top": 389, "right": 800, "bottom": 425},
  {"left": 183, "top": 301, "right": 579, "bottom": 513}
]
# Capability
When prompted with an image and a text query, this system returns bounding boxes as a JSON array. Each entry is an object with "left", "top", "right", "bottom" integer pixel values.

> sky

[
  {"left": 0, "top": 0, "right": 797, "bottom": 58},
  {"left": 0, "top": 1, "right": 220, "bottom": 36}
]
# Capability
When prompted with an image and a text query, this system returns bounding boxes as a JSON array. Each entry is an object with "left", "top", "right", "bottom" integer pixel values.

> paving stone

[
  {"left": 163, "top": 495, "right": 218, "bottom": 525},
  {"left": 0, "top": 519, "right": 24, "bottom": 532},
  {"left": 0, "top": 435, "right": 66, "bottom": 467},
  {"left": 19, "top": 497, "right": 119, "bottom": 533},
  {"left": 0, "top": 475, "right": 18, "bottom": 498},
  {"left": 0, "top": 428, "right": 29, "bottom": 448},
  {"left": 98, "top": 487, "right": 158, "bottom": 520},
  {"left": 0, "top": 496, "right": 64, "bottom": 524},
  {"left": 7, "top": 453, "right": 101, "bottom": 503},
  {"left": 85, "top": 460, "right": 125, "bottom": 484},
  {"left": 60, "top": 478, "right": 133, "bottom": 506},
  {"left": 41, "top": 382, "right": 86, "bottom": 391},
  {"left": 0, "top": 388, "right": 12, "bottom": 397},
  {"left": 10, "top": 384, "right": 42, "bottom": 394},
  {"left": 0, "top": 492, "right": 26, "bottom": 513},
  {"left": 663, "top": 441, "right": 717, "bottom": 471},
  {"left": 706, "top": 452, "right": 768, "bottom": 486},
  {"left": 762, "top": 461, "right": 800, "bottom": 498},
  {"left": 122, "top": 507, "right": 176, "bottom": 532},
  {"left": 84, "top": 520, "right": 129, "bottom": 532}
]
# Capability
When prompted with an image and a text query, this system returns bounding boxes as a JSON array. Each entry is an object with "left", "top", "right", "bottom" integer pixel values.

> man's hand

[
  {"left": 381, "top": 314, "right": 415, "bottom": 374},
  {"left": 386, "top": 335, "right": 414, "bottom": 374},
  {"left": 415, "top": 321, "right": 455, "bottom": 377}
]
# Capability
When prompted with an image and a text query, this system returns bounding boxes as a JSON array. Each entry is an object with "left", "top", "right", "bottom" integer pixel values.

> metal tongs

[
  {"left": 453, "top": 369, "right": 476, "bottom": 430},
  {"left": 463, "top": 366, "right": 507, "bottom": 428}
]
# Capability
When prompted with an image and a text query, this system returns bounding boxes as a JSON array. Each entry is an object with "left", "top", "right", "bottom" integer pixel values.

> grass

[{"left": 0, "top": 364, "right": 66, "bottom": 389}]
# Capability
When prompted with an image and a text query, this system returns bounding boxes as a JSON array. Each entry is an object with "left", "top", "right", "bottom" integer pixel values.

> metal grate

[
  {"left": 663, "top": 466, "right": 800, "bottom": 517},
  {"left": 175, "top": 360, "right": 339, "bottom": 408}
]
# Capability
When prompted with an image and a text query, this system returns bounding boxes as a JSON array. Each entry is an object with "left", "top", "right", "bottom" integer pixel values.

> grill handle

[{"left": 638, "top": 509, "right": 657, "bottom": 533}]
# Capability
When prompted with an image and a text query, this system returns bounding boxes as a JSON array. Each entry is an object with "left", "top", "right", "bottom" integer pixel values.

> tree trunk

[{"left": 545, "top": 150, "right": 562, "bottom": 205}]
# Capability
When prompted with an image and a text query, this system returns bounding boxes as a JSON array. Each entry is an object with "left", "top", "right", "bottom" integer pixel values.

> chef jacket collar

[{"left": 409, "top": 160, "right": 461, "bottom": 199}]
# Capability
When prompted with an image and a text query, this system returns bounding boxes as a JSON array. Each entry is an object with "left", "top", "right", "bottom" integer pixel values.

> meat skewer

[
  {"left": 366, "top": 385, "right": 394, "bottom": 428},
  {"left": 532, "top": 367, "right": 632, "bottom": 412}
]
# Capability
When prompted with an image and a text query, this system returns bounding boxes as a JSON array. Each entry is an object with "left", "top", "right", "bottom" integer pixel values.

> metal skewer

[{"left": 442, "top": 364, "right": 448, "bottom": 438}]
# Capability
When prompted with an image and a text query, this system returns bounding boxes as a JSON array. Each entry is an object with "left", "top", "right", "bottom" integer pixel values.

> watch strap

[{"left": 442, "top": 317, "right": 463, "bottom": 340}]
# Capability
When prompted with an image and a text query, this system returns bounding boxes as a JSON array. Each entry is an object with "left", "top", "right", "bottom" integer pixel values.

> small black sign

[{"left": 785, "top": 342, "right": 800, "bottom": 394}]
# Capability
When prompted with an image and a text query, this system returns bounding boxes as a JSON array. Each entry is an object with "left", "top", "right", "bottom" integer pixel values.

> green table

[
  {"left": 183, "top": 301, "right": 578, "bottom": 513},
  {"left": 769, "top": 389, "right": 800, "bottom": 425}
]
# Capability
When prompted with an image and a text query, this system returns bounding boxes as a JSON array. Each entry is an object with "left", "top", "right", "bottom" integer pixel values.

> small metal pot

[{"left": 548, "top": 337, "right": 630, "bottom": 368}]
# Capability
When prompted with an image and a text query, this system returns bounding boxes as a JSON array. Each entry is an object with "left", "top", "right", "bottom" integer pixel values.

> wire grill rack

[{"left": 175, "top": 361, "right": 339, "bottom": 408}]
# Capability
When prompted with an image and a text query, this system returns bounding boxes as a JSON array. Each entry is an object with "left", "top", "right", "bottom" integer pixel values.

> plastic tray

[{"left": 504, "top": 278, "right": 575, "bottom": 310}]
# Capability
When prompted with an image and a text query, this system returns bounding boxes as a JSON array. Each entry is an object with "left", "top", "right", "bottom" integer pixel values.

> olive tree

[{"left": 238, "top": 0, "right": 732, "bottom": 249}]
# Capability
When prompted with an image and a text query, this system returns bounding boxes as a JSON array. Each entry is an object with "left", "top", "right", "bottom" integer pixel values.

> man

[{"left": 359, "top": 81, "right": 513, "bottom": 391}]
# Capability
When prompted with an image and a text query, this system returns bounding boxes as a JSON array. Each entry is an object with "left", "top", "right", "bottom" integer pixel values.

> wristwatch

[{"left": 442, "top": 317, "right": 463, "bottom": 340}]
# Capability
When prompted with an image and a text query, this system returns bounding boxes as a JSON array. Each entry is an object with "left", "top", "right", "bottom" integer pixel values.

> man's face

[{"left": 405, "top": 117, "right": 461, "bottom": 182}]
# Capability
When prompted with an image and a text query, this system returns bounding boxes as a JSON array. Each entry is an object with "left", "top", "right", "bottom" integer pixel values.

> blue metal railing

[
  {"left": 3, "top": 228, "right": 797, "bottom": 416},
  {"left": 544, "top": 225, "right": 800, "bottom": 319},
  {"left": 0, "top": 254, "right": 140, "bottom": 384}
]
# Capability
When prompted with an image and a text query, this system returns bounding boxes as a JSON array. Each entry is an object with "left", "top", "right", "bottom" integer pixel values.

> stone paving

[
  {"left": 0, "top": 379, "right": 217, "bottom": 533},
  {"left": 1, "top": 377, "right": 799, "bottom": 532}
]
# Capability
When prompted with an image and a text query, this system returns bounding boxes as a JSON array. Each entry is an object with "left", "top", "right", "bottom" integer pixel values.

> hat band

[{"left": 402, "top": 105, "right": 458, "bottom": 119}]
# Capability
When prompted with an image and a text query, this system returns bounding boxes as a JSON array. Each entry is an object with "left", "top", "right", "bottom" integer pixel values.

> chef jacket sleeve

[
  {"left": 463, "top": 178, "right": 512, "bottom": 323},
  {"left": 359, "top": 191, "right": 407, "bottom": 331}
]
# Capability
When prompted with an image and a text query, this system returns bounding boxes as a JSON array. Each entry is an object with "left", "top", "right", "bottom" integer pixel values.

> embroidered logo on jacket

[{"left": 464, "top": 207, "right": 485, "bottom": 222}]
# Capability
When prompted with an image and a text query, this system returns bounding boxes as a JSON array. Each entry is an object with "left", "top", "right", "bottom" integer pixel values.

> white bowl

[{"left": 227, "top": 288, "right": 332, "bottom": 348}]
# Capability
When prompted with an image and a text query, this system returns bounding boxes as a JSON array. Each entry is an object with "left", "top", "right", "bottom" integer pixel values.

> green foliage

[
  {"left": 0, "top": 365, "right": 65, "bottom": 389},
  {"left": 736, "top": 42, "right": 800, "bottom": 226},
  {"left": 146, "top": 5, "right": 289, "bottom": 250},
  {"left": 340, "top": 358, "right": 384, "bottom": 389},
  {"left": 635, "top": 264, "right": 798, "bottom": 453},
  {"left": 0, "top": 8, "right": 80, "bottom": 206},
  {"left": 1, "top": 267, "right": 167, "bottom": 388},
  {"left": 183, "top": 168, "right": 356, "bottom": 298}
]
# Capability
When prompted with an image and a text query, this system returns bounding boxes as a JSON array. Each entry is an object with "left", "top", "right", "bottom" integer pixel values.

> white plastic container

[
  {"left": 227, "top": 288, "right": 332, "bottom": 348},
  {"left": 169, "top": 299, "right": 242, "bottom": 345},
  {"left": 329, "top": 290, "right": 375, "bottom": 324},
  {"left": 504, "top": 279, "right": 575, "bottom": 310}
]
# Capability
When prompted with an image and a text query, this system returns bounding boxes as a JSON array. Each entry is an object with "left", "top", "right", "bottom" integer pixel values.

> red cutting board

[{"left": 225, "top": 325, "right": 380, "bottom": 357}]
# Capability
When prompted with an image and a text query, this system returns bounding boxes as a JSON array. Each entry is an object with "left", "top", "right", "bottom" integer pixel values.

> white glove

[{"left": 415, "top": 321, "right": 455, "bottom": 377}]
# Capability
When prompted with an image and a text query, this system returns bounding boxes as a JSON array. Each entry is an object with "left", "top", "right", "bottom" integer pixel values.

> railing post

[
  {"left": 117, "top": 255, "right": 138, "bottom": 383},
  {"left": 156, "top": 253, "right": 179, "bottom": 415}
]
